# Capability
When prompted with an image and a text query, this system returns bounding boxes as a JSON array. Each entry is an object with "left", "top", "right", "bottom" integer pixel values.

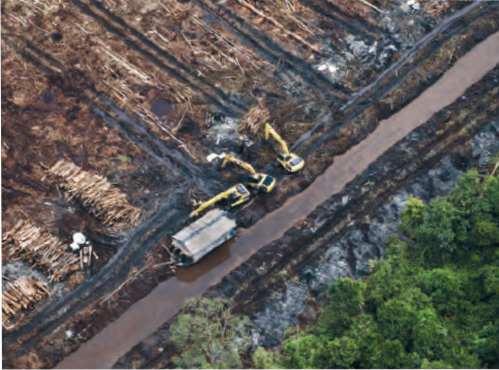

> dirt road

[{"left": 57, "top": 31, "right": 499, "bottom": 369}]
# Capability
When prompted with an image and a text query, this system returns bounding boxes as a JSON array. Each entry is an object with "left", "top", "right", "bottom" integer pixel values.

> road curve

[{"left": 57, "top": 31, "right": 499, "bottom": 369}]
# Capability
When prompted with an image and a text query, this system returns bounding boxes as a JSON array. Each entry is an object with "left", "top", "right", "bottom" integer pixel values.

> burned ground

[
  {"left": 116, "top": 61, "right": 499, "bottom": 370},
  {"left": 2, "top": 0, "right": 498, "bottom": 368}
]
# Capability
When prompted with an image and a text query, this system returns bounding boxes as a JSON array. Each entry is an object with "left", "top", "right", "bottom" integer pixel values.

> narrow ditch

[
  {"left": 55, "top": 30, "right": 499, "bottom": 370},
  {"left": 119, "top": 58, "right": 499, "bottom": 370},
  {"left": 250, "top": 121, "right": 499, "bottom": 348},
  {"left": 4, "top": 6, "right": 497, "bottom": 367}
]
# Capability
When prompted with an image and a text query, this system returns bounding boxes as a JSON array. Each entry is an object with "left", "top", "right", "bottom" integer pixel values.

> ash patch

[
  {"left": 205, "top": 113, "right": 243, "bottom": 147},
  {"left": 2, "top": 262, "right": 49, "bottom": 289},
  {"left": 252, "top": 281, "right": 310, "bottom": 347},
  {"left": 251, "top": 122, "right": 499, "bottom": 347},
  {"left": 473, "top": 119, "right": 499, "bottom": 168}
]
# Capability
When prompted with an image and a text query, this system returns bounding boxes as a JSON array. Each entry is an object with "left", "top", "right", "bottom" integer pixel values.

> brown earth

[
  {"left": 2, "top": 0, "right": 497, "bottom": 368},
  {"left": 59, "top": 26, "right": 499, "bottom": 370},
  {"left": 119, "top": 53, "right": 499, "bottom": 370}
]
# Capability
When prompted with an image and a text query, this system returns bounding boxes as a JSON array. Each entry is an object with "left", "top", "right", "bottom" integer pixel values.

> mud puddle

[{"left": 56, "top": 31, "right": 499, "bottom": 369}]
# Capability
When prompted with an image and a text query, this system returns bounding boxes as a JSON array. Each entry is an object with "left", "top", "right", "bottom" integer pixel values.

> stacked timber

[
  {"left": 49, "top": 160, "right": 141, "bottom": 229},
  {"left": 2, "top": 276, "right": 50, "bottom": 325},
  {"left": 3, "top": 220, "right": 80, "bottom": 282}
]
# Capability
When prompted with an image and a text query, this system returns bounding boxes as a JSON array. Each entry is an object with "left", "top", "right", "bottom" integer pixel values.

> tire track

[
  {"left": 292, "top": 1, "right": 496, "bottom": 152},
  {"left": 4, "top": 189, "right": 190, "bottom": 355},
  {"left": 3, "top": 32, "right": 223, "bottom": 192},
  {"left": 192, "top": 0, "right": 351, "bottom": 105},
  {"left": 3, "top": 6, "right": 496, "bottom": 364},
  {"left": 2, "top": 33, "right": 223, "bottom": 352},
  {"left": 72, "top": 0, "right": 247, "bottom": 116},
  {"left": 55, "top": 31, "right": 499, "bottom": 369},
  {"left": 144, "top": 78, "right": 498, "bottom": 369},
  {"left": 298, "top": 0, "right": 383, "bottom": 42}
]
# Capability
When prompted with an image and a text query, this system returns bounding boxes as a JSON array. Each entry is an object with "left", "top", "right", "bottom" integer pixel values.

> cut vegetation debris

[
  {"left": 2, "top": 276, "right": 50, "bottom": 326},
  {"left": 48, "top": 160, "right": 142, "bottom": 230},
  {"left": 240, "top": 100, "right": 270, "bottom": 135},
  {"left": 2, "top": 0, "right": 496, "bottom": 367},
  {"left": 422, "top": 0, "right": 451, "bottom": 17},
  {"left": 3, "top": 220, "right": 80, "bottom": 282}
]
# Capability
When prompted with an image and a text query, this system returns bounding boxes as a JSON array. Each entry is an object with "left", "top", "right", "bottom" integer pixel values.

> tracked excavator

[
  {"left": 264, "top": 122, "right": 305, "bottom": 173},
  {"left": 189, "top": 183, "right": 251, "bottom": 218},
  {"left": 221, "top": 153, "right": 276, "bottom": 193}
]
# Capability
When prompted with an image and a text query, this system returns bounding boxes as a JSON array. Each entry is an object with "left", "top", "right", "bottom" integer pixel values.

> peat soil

[
  {"left": 249, "top": 122, "right": 499, "bottom": 349},
  {"left": 114, "top": 62, "right": 499, "bottom": 369},
  {"left": 1, "top": 43, "right": 197, "bottom": 331},
  {"left": 1, "top": 45, "right": 183, "bottom": 329},
  {"left": 237, "top": 4, "right": 499, "bottom": 226},
  {"left": 2, "top": 2, "right": 499, "bottom": 369}
]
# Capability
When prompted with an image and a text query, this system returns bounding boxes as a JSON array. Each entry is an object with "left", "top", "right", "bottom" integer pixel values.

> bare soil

[
  {"left": 2, "top": 0, "right": 498, "bottom": 368},
  {"left": 118, "top": 61, "right": 499, "bottom": 370}
]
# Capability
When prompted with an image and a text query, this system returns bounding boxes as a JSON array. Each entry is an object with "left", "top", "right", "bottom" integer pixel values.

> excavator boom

[
  {"left": 220, "top": 153, "right": 276, "bottom": 193},
  {"left": 190, "top": 184, "right": 251, "bottom": 218},
  {"left": 263, "top": 123, "right": 304, "bottom": 173},
  {"left": 264, "top": 122, "right": 290, "bottom": 156},
  {"left": 221, "top": 154, "right": 257, "bottom": 175}
]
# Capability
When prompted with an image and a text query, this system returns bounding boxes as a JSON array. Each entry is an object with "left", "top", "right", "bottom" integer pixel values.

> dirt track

[
  {"left": 56, "top": 30, "right": 499, "bottom": 370},
  {"left": 3, "top": 2, "right": 498, "bottom": 368}
]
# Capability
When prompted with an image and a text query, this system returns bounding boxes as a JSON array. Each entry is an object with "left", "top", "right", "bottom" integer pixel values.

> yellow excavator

[
  {"left": 264, "top": 122, "right": 305, "bottom": 173},
  {"left": 190, "top": 183, "right": 251, "bottom": 218},
  {"left": 221, "top": 153, "right": 276, "bottom": 193}
]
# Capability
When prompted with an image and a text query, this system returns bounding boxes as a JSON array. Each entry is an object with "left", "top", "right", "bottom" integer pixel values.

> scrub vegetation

[
  {"left": 170, "top": 166, "right": 499, "bottom": 368},
  {"left": 170, "top": 298, "right": 253, "bottom": 368},
  {"left": 253, "top": 167, "right": 499, "bottom": 368}
]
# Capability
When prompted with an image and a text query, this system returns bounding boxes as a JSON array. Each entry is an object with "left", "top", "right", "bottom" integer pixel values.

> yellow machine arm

[
  {"left": 264, "top": 122, "right": 290, "bottom": 156},
  {"left": 221, "top": 154, "right": 257, "bottom": 176},
  {"left": 220, "top": 153, "right": 277, "bottom": 193},
  {"left": 263, "top": 122, "right": 305, "bottom": 173},
  {"left": 190, "top": 184, "right": 250, "bottom": 218}
]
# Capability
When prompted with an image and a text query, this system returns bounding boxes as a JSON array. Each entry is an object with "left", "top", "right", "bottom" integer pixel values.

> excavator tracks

[{"left": 2, "top": 0, "right": 499, "bottom": 368}]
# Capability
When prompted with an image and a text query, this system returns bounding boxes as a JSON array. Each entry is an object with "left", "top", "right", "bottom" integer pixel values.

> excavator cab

[
  {"left": 257, "top": 173, "right": 277, "bottom": 192},
  {"left": 244, "top": 173, "right": 276, "bottom": 193},
  {"left": 264, "top": 123, "right": 304, "bottom": 173},
  {"left": 230, "top": 184, "right": 251, "bottom": 206},
  {"left": 277, "top": 152, "right": 305, "bottom": 173},
  {"left": 220, "top": 153, "right": 276, "bottom": 193},
  {"left": 190, "top": 183, "right": 251, "bottom": 218}
]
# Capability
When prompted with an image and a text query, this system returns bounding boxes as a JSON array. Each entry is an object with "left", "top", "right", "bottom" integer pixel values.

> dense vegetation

[
  {"left": 171, "top": 169, "right": 498, "bottom": 368},
  {"left": 254, "top": 169, "right": 499, "bottom": 368},
  {"left": 170, "top": 297, "right": 253, "bottom": 368}
]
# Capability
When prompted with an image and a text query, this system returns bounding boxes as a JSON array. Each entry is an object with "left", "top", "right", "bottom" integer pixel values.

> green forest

[{"left": 171, "top": 169, "right": 499, "bottom": 369}]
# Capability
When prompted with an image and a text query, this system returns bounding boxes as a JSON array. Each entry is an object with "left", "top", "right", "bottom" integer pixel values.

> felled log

[
  {"left": 235, "top": 0, "right": 321, "bottom": 53},
  {"left": 3, "top": 220, "right": 80, "bottom": 282},
  {"left": 423, "top": 0, "right": 450, "bottom": 17},
  {"left": 48, "top": 160, "right": 141, "bottom": 230},
  {"left": 2, "top": 276, "right": 50, "bottom": 326}
]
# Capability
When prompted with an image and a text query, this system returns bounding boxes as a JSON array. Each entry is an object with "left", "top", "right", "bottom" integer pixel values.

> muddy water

[{"left": 57, "top": 32, "right": 499, "bottom": 369}]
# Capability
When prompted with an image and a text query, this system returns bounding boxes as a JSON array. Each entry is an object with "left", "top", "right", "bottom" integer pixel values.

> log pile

[
  {"left": 49, "top": 160, "right": 141, "bottom": 229},
  {"left": 239, "top": 100, "right": 270, "bottom": 135},
  {"left": 423, "top": 0, "right": 450, "bottom": 17},
  {"left": 3, "top": 220, "right": 80, "bottom": 282},
  {"left": 2, "top": 276, "right": 50, "bottom": 324}
]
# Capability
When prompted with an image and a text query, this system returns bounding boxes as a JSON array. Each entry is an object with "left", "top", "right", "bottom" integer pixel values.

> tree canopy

[
  {"left": 170, "top": 297, "right": 253, "bottom": 368},
  {"left": 255, "top": 169, "right": 499, "bottom": 368}
]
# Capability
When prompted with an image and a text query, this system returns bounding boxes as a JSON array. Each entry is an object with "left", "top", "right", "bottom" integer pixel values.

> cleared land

[{"left": 2, "top": 0, "right": 498, "bottom": 368}]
